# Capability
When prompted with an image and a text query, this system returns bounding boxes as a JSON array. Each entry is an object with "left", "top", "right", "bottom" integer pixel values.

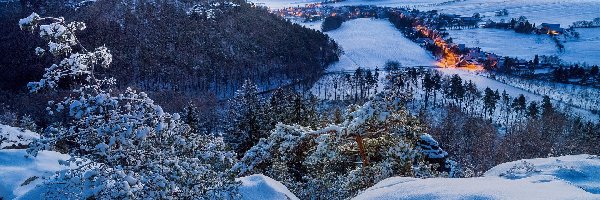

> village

[{"left": 268, "top": 2, "right": 600, "bottom": 88}]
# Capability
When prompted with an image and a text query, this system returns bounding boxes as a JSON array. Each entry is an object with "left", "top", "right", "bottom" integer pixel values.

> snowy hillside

[
  {"left": 354, "top": 155, "right": 600, "bottom": 200},
  {"left": 0, "top": 149, "right": 70, "bottom": 200},
  {"left": 0, "top": 124, "right": 39, "bottom": 149},
  {"left": 319, "top": 18, "right": 436, "bottom": 72},
  {"left": 422, "top": 0, "right": 600, "bottom": 25}
]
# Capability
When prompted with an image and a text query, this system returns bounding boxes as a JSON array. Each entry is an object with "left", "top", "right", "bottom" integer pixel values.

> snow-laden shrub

[{"left": 20, "top": 13, "right": 239, "bottom": 199}]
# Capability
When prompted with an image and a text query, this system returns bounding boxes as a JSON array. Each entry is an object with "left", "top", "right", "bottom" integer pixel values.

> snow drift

[{"left": 236, "top": 174, "right": 300, "bottom": 200}]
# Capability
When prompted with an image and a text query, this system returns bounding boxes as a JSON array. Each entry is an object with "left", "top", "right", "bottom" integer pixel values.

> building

[{"left": 540, "top": 23, "right": 564, "bottom": 35}]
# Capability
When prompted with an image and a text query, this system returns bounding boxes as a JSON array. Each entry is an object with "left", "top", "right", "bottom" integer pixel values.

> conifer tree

[{"left": 20, "top": 13, "right": 239, "bottom": 199}]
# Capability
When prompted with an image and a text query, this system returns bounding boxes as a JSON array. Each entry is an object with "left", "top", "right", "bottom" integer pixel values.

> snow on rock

[
  {"left": 354, "top": 155, "right": 600, "bottom": 200},
  {"left": 485, "top": 154, "right": 600, "bottom": 195},
  {"left": 236, "top": 174, "right": 300, "bottom": 200},
  {"left": 0, "top": 124, "right": 39, "bottom": 149},
  {"left": 416, "top": 133, "right": 448, "bottom": 159},
  {"left": 0, "top": 149, "right": 69, "bottom": 200}
]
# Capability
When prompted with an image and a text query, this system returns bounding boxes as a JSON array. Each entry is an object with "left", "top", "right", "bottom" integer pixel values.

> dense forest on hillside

[
  {"left": 0, "top": 0, "right": 340, "bottom": 125},
  {"left": 0, "top": 0, "right": 340, "bottom": 95}
]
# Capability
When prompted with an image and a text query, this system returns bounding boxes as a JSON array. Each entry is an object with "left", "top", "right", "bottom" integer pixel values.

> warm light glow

[{"left": 416, "top": 24, "right": 483, "bottom": 71}]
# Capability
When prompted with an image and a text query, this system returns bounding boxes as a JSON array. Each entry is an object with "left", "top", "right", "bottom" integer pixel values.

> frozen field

[
  {"left": 255, "top": 0, "right": 600, "bottom": 26},
  {"left": 319, "top": 18, "right": 436, "bottom": 72},
  {"left": 448, "top": 28, "right": 600, "bottom": 65},
  {"left": 423, "top": 0, "right": 600, "bottom": 26}
]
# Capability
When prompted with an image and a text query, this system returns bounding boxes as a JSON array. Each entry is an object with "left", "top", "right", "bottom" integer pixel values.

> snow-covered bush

[{"left": 20, "top": 13, "right": 239, "bottom": 199}]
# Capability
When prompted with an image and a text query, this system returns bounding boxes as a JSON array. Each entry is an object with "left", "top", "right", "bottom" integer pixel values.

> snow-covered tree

[
  {"left": 20, "top": 13, "right": 239, "bottom": 199},
  {"left": 234, "top": 90, "right": 454, "bottom": 199},
  {"left": 226, "top": 80, "right": 267, "bottom": 155}
]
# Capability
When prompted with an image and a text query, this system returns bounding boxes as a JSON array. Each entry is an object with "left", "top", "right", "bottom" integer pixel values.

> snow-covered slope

[
  {"left": 236, "top": 174, "right": 300, "bottom": 200},
  {"left": 354, "top": 155, "right": 600, "bottom": 200},
  {"left": 0, "top": 149, "right": 70, "bottom": 200},
  {"left": 323, "top": 18, "right": 435, "bottom": 72},
  {"left": 0, "top": 124, "right": 39, "bottom": 149},
  {"left": 423, "top": 0, "right": 600, "bottom": 26}
]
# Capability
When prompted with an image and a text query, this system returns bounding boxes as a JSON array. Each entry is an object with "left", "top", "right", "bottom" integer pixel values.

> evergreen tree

[
  {"left": 227, "top": 80, "right": 265, "bottom": 155},
  {"left": 541, "top": 95, "right": 554, "bottom": 117},
  {"left": 527, "top": 102, "right": 539, "bottom": 119},
  {"left": 448, "top": 74, "right": 465, "bottom": 105},
  {"left": 501, "top": 90, "right": 511, "bottom": 124},
  {"left": 483, "top": 87, "right": 499, "bottom": 118},
  {"left": 422, "top": 72, "right": 435, "bottom": 108},
  {"left": 20, "top": 14, "right": 239, "bottom": 199},
  {"left": 512, "top": 94, "right": 527, "bottom": 117}
]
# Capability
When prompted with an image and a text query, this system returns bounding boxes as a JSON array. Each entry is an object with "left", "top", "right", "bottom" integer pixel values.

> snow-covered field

[
  {"left": 423, "top": 0, "right": 600, "bottom": 26},
  {"left": 355, "top": 155, "right": 600, "bottom": 200},
  {"left": 318, "top": 18, "right": 436, "bottom": 72},
  {"left": 306, "top": 18, "right": 599, "bottom": 122},
  {"left": 448, "top": 28, "right": 600, "bottom": 66},
  {"left": 256, "top": 0, "right": 600, "bottom": 27}
]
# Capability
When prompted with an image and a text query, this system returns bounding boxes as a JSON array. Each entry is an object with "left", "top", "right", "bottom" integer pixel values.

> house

[
  {"left": 540, "top": 23, "right": 564, "bottom": 35},
  {"left": 515, "top": 59, "right": 529, "bottom": 68}
]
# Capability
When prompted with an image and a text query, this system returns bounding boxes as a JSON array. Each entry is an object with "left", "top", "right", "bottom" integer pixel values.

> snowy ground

[
  {"left": 448, "top": 28, "right": 600, "bottom": 66},
  {"left": 0, "top": 149, "right": 70, "bottom": 200},
  {"left": 236, "top": 174, "right": 300, "bottom": 200},
  {"left": 354, "top": 155, "right": 600, "bottom": 200},
  {"left": 0, "top": 124, "right": 39, "bottom": 149},
  {"left": 422, "top": 0, "right": 600, "bottom": 26},
  {"left": 305, "top": 18, "right": 599, "bottom": 122},
  {"left": 437, "top": 68, "right": 599, "bottom": 122},
  {"left": 316, "top": 18, "right": 436, "bottom": 72},
  {"left": 255, "top": 0, "right": 600, "bottom": 26}
]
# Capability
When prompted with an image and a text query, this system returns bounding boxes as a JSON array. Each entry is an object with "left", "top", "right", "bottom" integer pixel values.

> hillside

[{"left": 0, "top": 0, "right": 340, "bottom": 97}]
